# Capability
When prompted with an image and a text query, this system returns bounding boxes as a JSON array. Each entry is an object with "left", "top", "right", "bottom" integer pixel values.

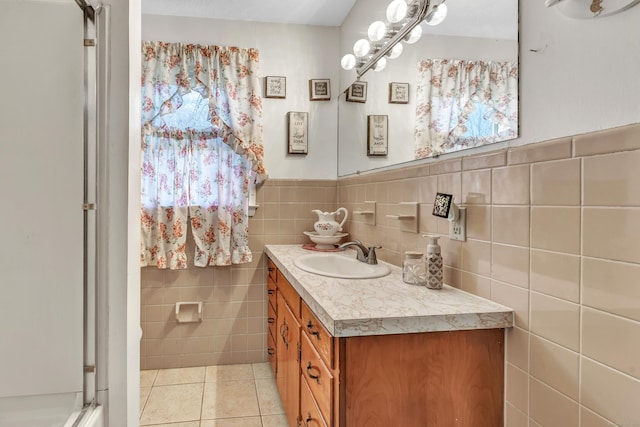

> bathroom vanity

[{"left": 265, "top": 245, "right": 513, "bottom": 427}]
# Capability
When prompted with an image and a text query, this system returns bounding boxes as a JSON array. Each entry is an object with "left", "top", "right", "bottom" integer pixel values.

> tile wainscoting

[
  {"left": 140, "top": 122, "right": 640, "bottom": 427},
  {"left": 337, "top": 123, "right": 640, "bottom": 427},
  {"left": 140, "top": 180, "right": 337, "bottom": 369}
]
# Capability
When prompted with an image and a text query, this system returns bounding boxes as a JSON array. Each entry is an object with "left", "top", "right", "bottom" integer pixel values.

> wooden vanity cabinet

[
  {"left": 267, "top": 259, "right": 505, "bottom": 427},
  {"left": 268, "top": 261, "right": 302, "bottom": 427},
  {"left": 266, "top": 260, "right": 278, "bottom": 373}
]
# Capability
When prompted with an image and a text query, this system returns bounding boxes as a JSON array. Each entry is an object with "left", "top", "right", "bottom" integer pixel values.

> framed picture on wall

[
  {"left": 346, "top": 81, "right": 367, "bottom": 103},
  {"left": 367, "top": 115, "right": 388, "bottom": 156},
  {"left": 287, "top": 112, "right": 308, "bottom": 154},
  {"left": 264, "top": 76, "right": 286, "bottom": 98},
  {"left": 388, "top": 82, "right": 409, "bottom": 104},
  {"left": 309, "top": 79, "right": 331, "bottom": 101}
]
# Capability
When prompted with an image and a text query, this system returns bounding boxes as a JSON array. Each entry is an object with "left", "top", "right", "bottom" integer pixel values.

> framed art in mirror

[
  {"left": 388, "top": 82, "right": 409, "bottom": 104},
  {"left": 367, "top": 115, "right": 388, "bottom": 156},
  {"left": 309, "top": 79, "right": 331, "bottom": 101},
  {"left": 287, "top": 111, "right": 308, "bottom": 154},
  {"left": 346, "top": 81, "right": 367, "bottom": 103},
  {"left": 264, "top": 76, "right": 286, "bottom": 99}
]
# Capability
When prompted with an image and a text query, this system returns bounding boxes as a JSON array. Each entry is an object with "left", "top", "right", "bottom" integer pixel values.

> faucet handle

[{"left": 366, "top": 246, "right": 381, "bottom": 264}]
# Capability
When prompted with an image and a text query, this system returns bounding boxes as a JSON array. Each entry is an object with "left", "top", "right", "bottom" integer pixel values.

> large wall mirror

[{"left": 338, "top": 0, "right": 519, "bottom": 176}]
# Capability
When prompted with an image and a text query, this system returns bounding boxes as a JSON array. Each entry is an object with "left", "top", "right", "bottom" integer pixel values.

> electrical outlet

[{"left": 449, "top": 207, "right": 466, "bottom": 241}]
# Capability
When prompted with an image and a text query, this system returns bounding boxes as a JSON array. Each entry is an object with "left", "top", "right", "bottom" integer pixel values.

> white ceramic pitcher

[{"left": 312, "top": 207, "right": 349, "bottom": 236}]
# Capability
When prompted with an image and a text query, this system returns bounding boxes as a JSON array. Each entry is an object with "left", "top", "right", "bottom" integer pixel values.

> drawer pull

[
  {"left": 306, "top": 320, "right": 320, "bottom": 338},
  {"left": 304, "top": 413, "right": 321, "bottom": 427},
  {"left": 268, "top": 289, "right": 275, "bottom": 295},
  {"left": 267, "top": 347, "right": 275, "bottom": 356},
  {"left": 268, "top": 267, "right": 275, "bottom": 272},
  {"left": 268, "top": 317, "right": 275, "bottom": 324},
  {"left": 306, "top": 362, "right": 321, "bottom": 384}
]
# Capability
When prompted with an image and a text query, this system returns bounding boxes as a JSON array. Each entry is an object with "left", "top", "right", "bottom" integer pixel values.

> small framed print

[
  {"left": 309, "top": 79, "right": 331, "bottom": 101},
  {"left": 389, "top": 82, "right": 409, "bottom": 104},
  {"left": 264, "top": 76, "right": 286, "bottom": 99},
  {"left": 346, "top": 81, "right": 368, "bottom": 103},
  {"left": 287, "top": 112, "right": 308, "bottom": 154},
  {"left": 367, "top": 115, "right": 388, "bottom": 156}
]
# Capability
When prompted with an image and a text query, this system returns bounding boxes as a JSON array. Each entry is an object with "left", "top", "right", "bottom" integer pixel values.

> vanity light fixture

[
  {"left": 425, "top": 3, "right": 448, "bottom": 25},
  {"left": 341, "top": 0, "right": 448, "bottom": 77},
  {"left": 545, "top": 0, "right": 640, "bottom": 18}
]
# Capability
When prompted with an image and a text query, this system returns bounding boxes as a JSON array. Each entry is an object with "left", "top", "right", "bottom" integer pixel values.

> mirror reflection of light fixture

[
  {"left": 341, "top": 54, "right": 357, "bottom": 71},
  {"left": 353, "top": 39, "right": 371, "bottom": 57},
  {"left": 342, "top": 0, "right": 439, "bottom": 77},
  {"left": 404, "top": 25, "right": 423, "bottom": 44},
  {"left": 388, "top": 43, "right": 404, "bottom": 59},
  {"left": 373, "top": 58, "right": 388, "bottom": 72},
  {"left": 425, "top": 3, "right": 448, "bottom": 25}
]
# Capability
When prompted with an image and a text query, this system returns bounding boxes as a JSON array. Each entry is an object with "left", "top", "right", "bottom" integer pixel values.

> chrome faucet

[{"left": 339, "top": 240, "right": 381, "bottom": 265}]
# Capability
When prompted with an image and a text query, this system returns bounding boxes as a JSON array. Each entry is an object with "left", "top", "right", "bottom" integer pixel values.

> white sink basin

[{"left": 293, "top": 253, "right": 391, "bottom": 279}]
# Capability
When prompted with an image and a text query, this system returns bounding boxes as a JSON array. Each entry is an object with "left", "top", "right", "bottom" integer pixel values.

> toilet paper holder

[{"left": 175, "top": 301, "right": 203, "bottom": 323}]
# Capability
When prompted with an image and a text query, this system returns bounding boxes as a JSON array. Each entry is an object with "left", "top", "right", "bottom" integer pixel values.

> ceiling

[
  {"left": 142, "top": 0, "right": 517, "bottom": 40},
  {"left": 142, "top": 0, "right": 358, "bottom": 26}
]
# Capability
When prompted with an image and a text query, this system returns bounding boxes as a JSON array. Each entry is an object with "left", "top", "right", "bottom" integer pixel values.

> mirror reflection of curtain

[
  {"left": 414, "top": 59, "right": 518, "bottom": 159},
  {"left": 140, "top": 41, "right": 267, "bottom": 269}
]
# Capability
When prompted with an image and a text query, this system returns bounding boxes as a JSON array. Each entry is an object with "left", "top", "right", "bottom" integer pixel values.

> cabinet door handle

[
  {"left": 306, "top": 320, "right": 320, "bottom": 339},
  {"left": 280, "top": 323, "right": 289, "bottom": 349},
  {"left": 268, "top": 267, "right": 275, "bottom": 272},
  {"left": 268, "top": 317, "right": 275, "bottom": 324},
  {"left": 267, "top": 347, "right": 274, "bottom": 356},
  {"left": 268, "top": 289, "right": 275, "bottom": 295},
  {"left": 306, "top": 362, "right": 321, "bottom": 384}
]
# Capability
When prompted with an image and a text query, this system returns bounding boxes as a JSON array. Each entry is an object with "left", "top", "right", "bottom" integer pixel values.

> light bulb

[
  {"left": 404, "top": 25, "right": 422, "bottom": 44},
  {"left": 388, "top": 43, "right": 403, "bottom": 59},
  {"left": 368, "top": 21, "right": 387, "bottom": 42},
  {"left": 425, "top": 3, "right": 448, "bottom": 26},
  {"left": 353, "top": 39, "right": 371, "bottom": 57},
  {"left": 341, "top": 54, "right": 357, "bottom": 71},
  {"left": 373, "top": 57, "right": 387, "bottom": 72},
  {"left": 386, "top": 0, "right": 408, "bottom": 23}
]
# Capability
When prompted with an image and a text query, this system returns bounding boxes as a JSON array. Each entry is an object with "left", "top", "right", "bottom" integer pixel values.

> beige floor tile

[
  {"left": 200, "top": 417, "right": 262, "bottom": 427},
  {"left": 261, "top": 414, "right": 289, "bottom": 427},
  {"left": 201, "top": 379, "right": 260, "bottom": 419},
  {"left": 255, "top": 378, "right": 285, "bottom": 415},
  {"left": 154, "top": 366, "right": 206, "bottom": 386},
  {"left": 140, "top": 383, "right": 204, "bottom": 425},
  {"left": 251, "top": 362, "right": 274, "bottom": 379},
  {"left": 206, "top": 364, "right": 254, "bottom": 382},
  {"left": 140, "top": 387, "right": 152, "bottom": 416},
  {"left": 141, "top": 369, "right": 158, "bottom": 388}
]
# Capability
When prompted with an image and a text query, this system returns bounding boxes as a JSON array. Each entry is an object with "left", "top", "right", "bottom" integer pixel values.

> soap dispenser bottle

[{"left": 424, "top": 235, "right": 443, "bottom": 289}]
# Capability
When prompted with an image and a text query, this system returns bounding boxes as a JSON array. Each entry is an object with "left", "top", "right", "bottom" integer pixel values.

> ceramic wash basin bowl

[{"left": 293, "top": 253, "right": 391, "bottom": 279}]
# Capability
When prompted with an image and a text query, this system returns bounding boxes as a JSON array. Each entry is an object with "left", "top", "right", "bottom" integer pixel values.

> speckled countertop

[{"left": 265, "top": 245, "right": 514, "bottom": 338}]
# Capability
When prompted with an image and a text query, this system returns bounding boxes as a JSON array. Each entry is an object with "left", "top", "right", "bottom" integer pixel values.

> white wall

[
  {"left": 142, "top": 15, "right": 340, "bottom": 180},
  {"left": 96, "top": 0, "right": 140, "bottom": 426},
  {"left": 519, "top": 0, "right": 640, "bottom": 144}
]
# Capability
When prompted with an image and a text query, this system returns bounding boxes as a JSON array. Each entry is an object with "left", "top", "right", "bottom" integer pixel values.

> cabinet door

[
  {"left": 300, "top": 375, "right": 329, "bottom": 427},
  {"left": 276, "top": 293, "right": 301, "bottom": 427}
]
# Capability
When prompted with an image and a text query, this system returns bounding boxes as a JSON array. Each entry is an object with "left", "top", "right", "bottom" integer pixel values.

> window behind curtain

[{"left": 140, "top": 42, "right": 265, "bottom": 269}]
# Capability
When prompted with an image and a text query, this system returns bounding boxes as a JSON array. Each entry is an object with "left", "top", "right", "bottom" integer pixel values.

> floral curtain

[
  {"left": 140, "top": 41, "right": 267, "bottom": 269},
  {"left": 414, "top": 59, "right": 518, "bottom": 159}
]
